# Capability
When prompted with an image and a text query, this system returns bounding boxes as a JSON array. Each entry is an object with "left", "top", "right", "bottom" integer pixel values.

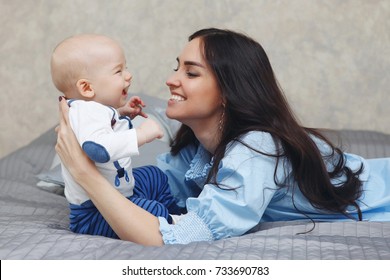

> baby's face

[{"left": 88, "top": 41, "right": 132, "bottom": 109}]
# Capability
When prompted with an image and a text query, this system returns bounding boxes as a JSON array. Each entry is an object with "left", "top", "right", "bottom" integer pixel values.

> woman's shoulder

[
  {"left": 227, "top": 130, "right": 277, "bottom": 153},
  {"left": 241, "top": 130, "right": 273, "bottom": 141}
]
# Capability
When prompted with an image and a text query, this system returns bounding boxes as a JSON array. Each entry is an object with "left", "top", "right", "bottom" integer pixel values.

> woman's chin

[
  {"left": 165, "top": 110, "right": 181, "bottom": 122},
  {"left": 165, "top": 110, "right": 176, "bottom": 120}
]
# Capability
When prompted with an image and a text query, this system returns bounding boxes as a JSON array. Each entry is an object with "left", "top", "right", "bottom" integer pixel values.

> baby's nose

[{"left": 125, "top": 70, "right": 132, "bottom": 81}]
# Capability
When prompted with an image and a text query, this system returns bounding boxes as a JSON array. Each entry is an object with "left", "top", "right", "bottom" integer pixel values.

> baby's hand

[
  {"left": 118, "top": 96, "right": 148, "bottom": 119},
  {"left": 136, "top": 119, "right": 164, "bottom": 145}
]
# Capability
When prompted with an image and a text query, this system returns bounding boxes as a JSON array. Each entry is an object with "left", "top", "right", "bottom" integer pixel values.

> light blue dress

[{"left": 157, "top": 131, "right": 390, "bottom": 244}]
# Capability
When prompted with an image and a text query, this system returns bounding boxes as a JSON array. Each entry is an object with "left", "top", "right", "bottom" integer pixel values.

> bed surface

[{"left": 1, "top": 95, "right": 390, "bottom": 260}]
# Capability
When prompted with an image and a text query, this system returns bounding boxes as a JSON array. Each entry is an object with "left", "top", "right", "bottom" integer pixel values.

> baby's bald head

[{"left": 50, "top": 34, "right": 121, "bottom": 97}]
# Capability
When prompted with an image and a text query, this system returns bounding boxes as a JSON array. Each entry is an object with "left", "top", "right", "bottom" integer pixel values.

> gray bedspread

[{"left": 1, "top": 126, "right": 390, "bottom": 259}]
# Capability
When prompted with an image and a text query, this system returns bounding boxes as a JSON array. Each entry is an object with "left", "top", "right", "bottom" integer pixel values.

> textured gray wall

[{"left": 1, "top": 0, "right": 389, "bottom": 158}]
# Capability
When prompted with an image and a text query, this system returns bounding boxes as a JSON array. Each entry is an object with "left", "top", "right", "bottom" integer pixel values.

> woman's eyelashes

[
  {"left": 172, "top": 65, "right": 199, "bottom": 78},
  {"left": 186, "top": 71, "right": 199, "bottom": 77}
]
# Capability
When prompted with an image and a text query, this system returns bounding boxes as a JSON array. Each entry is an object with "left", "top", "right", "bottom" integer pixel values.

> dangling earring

[{"left": 219, "top": 102, "right": 226, "bottom": 131}]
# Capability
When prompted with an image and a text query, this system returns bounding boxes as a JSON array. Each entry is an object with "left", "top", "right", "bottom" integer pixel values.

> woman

[{"left": 56, "top": 28, "right": 390, "bottom": 246}]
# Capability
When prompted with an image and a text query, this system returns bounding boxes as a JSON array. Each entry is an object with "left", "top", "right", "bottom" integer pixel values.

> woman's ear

[{"left": 76, "top": 79, "right": 95, "bottom": 99}]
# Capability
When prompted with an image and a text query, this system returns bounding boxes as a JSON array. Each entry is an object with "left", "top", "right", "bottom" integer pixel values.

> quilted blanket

[{"left": 1, "top": 124, "right": 390, "bottom": 259}]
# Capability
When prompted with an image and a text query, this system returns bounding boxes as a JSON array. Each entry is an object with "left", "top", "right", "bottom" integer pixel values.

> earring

[{"left": 219, "top": 103, "right": 226, "bottom": 131}]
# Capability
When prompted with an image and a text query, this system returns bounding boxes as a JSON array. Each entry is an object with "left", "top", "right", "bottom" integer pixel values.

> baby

[{"left": 51, "top": 34, "right": 180, "bottom": 238}]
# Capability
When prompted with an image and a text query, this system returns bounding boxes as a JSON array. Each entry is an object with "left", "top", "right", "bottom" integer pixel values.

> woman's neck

[{"left": 189, "top": 121, "right": 221, "bottom": 154}]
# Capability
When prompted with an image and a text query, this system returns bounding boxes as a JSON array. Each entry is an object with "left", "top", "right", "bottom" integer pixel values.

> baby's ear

[{"left": 76, "top": 79, "right": 95, "bottom": 98}]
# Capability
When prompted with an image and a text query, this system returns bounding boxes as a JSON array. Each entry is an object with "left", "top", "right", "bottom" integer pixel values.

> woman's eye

[{"left": 186, "top": 71, "right": 198, "bottom": 77}]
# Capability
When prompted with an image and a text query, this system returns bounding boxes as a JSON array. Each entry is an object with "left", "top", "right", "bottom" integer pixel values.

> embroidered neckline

[{"left": 185, "top": 145, "right": 213, "bottom": 187}]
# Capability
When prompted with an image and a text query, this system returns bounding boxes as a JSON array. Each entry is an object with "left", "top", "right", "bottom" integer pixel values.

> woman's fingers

[
  {"left": 58, "top": 97, "right": 70, "bottom": 125},
  {"left": 56, "top": 97, "right": 74, "bottom": 163},
  {"left": 56, "top": 97, "right": 69, "bottom": 141}
]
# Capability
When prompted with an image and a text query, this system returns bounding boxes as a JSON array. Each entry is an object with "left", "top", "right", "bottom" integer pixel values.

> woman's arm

[
  {"left": 159, "top": 132, "right": 280, "bottom": 244},
  {"left": 55, "top": 97, "right": 163, "bottom": 246}
]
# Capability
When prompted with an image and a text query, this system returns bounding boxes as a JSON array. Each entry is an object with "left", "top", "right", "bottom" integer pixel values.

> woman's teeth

[{"left": 170, "top": 95, "right": 185, "bottom": 101}]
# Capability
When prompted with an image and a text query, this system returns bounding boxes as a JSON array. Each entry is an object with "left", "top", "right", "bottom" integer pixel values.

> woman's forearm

[{"left": 77, "top": 169, "right": 164, "bottom": 246}]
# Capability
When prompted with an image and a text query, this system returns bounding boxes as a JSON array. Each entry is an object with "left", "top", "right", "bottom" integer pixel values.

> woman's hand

[{"left": 55, "top": 97, "right": 97, "bottom": 181}]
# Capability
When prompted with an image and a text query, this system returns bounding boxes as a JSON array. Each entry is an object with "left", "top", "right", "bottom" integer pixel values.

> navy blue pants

[{"left": 69, "top": 165, "right": 181, "bottom": 239}]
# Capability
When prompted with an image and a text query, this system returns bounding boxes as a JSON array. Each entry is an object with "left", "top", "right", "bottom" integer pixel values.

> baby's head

[{"left": 50, "top": 34, "right": 132, "bottom": 108}]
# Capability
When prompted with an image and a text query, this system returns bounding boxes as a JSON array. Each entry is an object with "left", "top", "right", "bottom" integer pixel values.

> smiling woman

[{"left": 55, "top": 28, "right": 390, "bottom": 246}]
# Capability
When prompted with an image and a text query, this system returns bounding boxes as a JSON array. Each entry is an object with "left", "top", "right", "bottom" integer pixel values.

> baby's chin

[{"left": 116, "top": 100, "right": 128, "bottom": 109}]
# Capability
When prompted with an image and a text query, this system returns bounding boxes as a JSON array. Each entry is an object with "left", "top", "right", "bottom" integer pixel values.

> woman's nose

[{"left": 166, "top": 72, "right": 179, "bottom": 87}]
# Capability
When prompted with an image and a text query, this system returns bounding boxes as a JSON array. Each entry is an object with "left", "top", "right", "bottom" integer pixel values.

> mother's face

[{"left": 165, "top": 38, "right": 223, "bottom": 130}]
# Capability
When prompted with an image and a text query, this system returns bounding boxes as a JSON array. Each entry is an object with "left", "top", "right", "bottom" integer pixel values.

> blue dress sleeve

[{"left": 159, "top": 132, "right": 284, "bottom": 244}]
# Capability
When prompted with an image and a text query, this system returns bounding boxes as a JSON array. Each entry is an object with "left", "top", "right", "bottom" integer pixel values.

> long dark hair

[{"left": 171, "top": 28, "right": 363, "bottom": 220}]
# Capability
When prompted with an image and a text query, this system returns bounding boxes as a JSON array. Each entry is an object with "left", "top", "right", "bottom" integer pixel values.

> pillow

[
  {"left": 36, "top": 157, "right": 65, "bottom": 194},
  {"left": 35, "top": 149, "right": 64, "bottom": 194}
]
